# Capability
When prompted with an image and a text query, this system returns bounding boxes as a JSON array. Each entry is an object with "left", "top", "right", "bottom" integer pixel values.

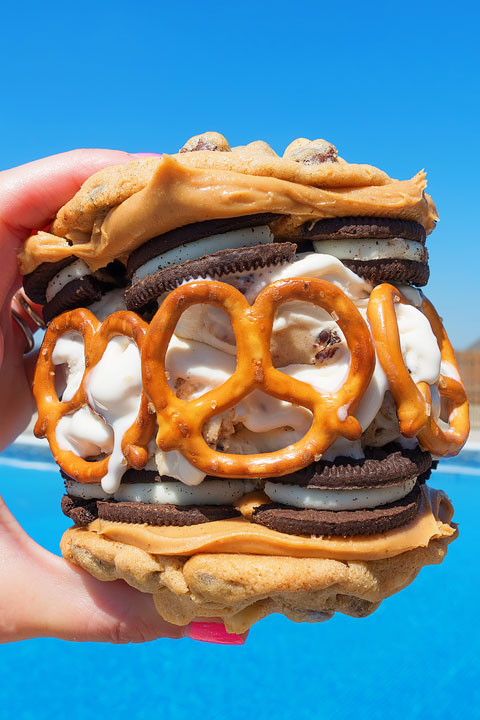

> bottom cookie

[{"left": 60, "top": 521, "right": 457, "bottom": 633}]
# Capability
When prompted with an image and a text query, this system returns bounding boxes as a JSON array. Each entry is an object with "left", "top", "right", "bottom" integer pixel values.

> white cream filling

[
  {"left": 65, "top": 478, "right": 251, "bottom": 505},
  {"left": 45, "top": 259, "right": 92, "bottom": 303},
  {"left": 88, "top": 287, "right": 127, "bottom": 321},
  {"left": 312, "top": 237, "right": 427, "bottom": 263},
  {"left": 132, "top": 225, "right": 274, "bottom": 283},
  {"left": 264, "top": 476, "right": 417, "bottom": 511}
]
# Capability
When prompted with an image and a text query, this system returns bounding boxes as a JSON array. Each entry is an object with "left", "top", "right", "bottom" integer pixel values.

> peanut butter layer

[
  {"left": 19, "top": 150, "right": 437, "bottom": 274},
  {"left": 53, "top": 134, "right": 395, "bottom": 239},
  {"left": 88, "top": 486, "right": 455, "bottom": 561}
]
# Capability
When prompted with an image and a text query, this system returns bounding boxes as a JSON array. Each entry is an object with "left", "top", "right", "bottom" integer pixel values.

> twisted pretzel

[
  {"left": 143, "top": 278, "right": 375, "bottom": 478},
  {"left": 34, "top": 309, "right": 155, "bottom": 482},
  {"left": 367, "top": 284, "right": 469, "bottom": 456}
]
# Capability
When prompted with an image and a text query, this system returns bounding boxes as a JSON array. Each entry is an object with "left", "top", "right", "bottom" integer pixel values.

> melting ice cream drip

[{"left": 85, "top": 336, "right": 143, "bottom": 494}]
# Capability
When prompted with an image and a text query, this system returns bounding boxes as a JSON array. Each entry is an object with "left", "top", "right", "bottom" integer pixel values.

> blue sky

[{"left": 1, "top": 0, "right": 478, "bottom": 347}]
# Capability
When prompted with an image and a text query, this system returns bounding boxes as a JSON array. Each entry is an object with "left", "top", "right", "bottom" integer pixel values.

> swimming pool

[{"left": 0, "top": 445, "right": 478, "bottom": 720}]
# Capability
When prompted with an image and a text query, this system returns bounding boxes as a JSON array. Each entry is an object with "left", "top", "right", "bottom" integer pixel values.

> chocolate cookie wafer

[
  {"left": 265, "top": 444, "right": 432, "bottom": 490},
  {"left": 125, "top": 242, "right": 297, "bottom": 311},
  {"left": 97, "top": 501, "right": 240, "bottom": 526},
  {"left": 42, "top": 275, "right": 104, "bottom": 324},
  {"left": 252, "top": 484, "right": 421, "bottom": 537},
  {"left": 61, "top": 494, "right": 240, "bottom": 527},
  {"left": 23, "top": 256, "right": 77, "bottom": 304},
  {"left": 301, "top": 217, "right": 429, "bottom": 286},
  {"left": 61, "top": 494, "right": 99, "bottom": 527},
  {"left": 24, "top": 257, "right": 126, "bottom": 324}
]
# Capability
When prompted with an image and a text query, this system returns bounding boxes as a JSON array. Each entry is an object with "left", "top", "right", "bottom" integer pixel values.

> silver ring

[
  {"left": 14, "top": 292, "right": 46, "bottom": 329},
  {"left": 11, "top": 308, "right": 35, "bottom": 354}
]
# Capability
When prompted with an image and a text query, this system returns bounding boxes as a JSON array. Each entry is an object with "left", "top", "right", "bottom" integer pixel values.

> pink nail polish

[
  {"left": 131, "top": 152, "right": 163, "bottom": 157},
  {"left": 187, "top": 622, "right": 247, "bottom": 645}
]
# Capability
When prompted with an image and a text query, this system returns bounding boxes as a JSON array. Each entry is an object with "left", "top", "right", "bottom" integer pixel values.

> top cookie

[
  {"left": 18, "top": 131, "right": 438, "bottom": 274},
  {"left": 51, "top": 133, "right": 390, "bottom": 240}
]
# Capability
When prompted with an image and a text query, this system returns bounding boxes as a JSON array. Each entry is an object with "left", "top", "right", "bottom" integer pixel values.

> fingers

[
  {"left": 41, "top": 560, "right": 248, "bottom": 644},
  {"left": 0, "top": 149, "right": 132, "bottom": 239},
  {"left": 0, "top": 308, "right": 35, "bottom": 450},
  {"left": 0, "top": 496, "right": 247, "bottom": 644},
  {"left": 0, "top": 503, "right": 183, "bottom": 643},
  {"left": 0, "top": 149, "right": 134, "bottom": 312},
  {"left": 51, "top": 563, "right": 186, "bottom": 643}
]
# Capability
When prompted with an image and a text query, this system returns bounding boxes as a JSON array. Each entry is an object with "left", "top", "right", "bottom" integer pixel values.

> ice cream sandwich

[{"left": 20, "top": 132, "right": 468, "bottom": 633}]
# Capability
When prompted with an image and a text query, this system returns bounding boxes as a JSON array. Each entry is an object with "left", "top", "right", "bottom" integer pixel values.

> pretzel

[
  {"left": 142, "top": 278, "right": 375, "bottom": 478},
  {"left": 367, "top": 284, "right": 469, "bottom": 456},
  {"left": 34, "top": 309, "right": 155, "bottom": 482}
]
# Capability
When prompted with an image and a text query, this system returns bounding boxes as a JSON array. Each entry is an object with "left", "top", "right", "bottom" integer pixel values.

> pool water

[{"left": 0, "top": 449, "right": 478, "bottom": 720}]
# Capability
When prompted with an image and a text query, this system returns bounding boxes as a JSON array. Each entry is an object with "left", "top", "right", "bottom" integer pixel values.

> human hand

[
  {"left": 0, "top": 149, "right": 136, "bottom": 449},
  {"left": 0, "top": 150, "right": 247, "bottom": 645}
]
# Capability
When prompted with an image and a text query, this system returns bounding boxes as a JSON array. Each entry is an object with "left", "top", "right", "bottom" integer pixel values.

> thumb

[
  {"left": 0, "top": 149, "right": 134, "bottom": 310},
  {"left": 0, "top": 149, "right": 133, "bottom": 238}
]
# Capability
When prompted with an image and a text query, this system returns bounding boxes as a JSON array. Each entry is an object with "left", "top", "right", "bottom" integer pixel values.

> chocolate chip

[
  {"left": 285, "top": 140, "right": 338, "bottom": 165},
  {"left": 179, "top": 132, "right": 231, "bottom": 153},
  {"left": 314, "top": 329, "right": 342, "bottom": 363}
]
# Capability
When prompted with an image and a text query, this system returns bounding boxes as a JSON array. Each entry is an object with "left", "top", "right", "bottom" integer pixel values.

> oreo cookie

[
  {"left": 42, "top": 262, "right": 126, "bottom": 324},
  {"left": 302, "top": 217, "right": 426, "bottom": 243},
  {"left": 265, "top": 444, "right": 432, "bottom": 490},
  {"left": 61, "top": 466, "right": 242, "bottom": 527},
  {"left": 97, "top": 501, "right": 240, "bottom": 526},
  {"left": 42, "top": 275, "right": 104, "bottom": 324},
  {"left": 341, "top": 258, "right": 429, "bottom": 286},
  {"left": 125, "top": 242, "right": 297, "bottom": 312},
  {"left": 24, "top": 258, "right": 126, "bottom": 324},
  {"left": 252, "top": 484, "right": 421, "bottom": 537},
  {"left": 23, "top": 256, "right": 76, "bottom": 304},
  {"left": 300, "top": 217, "right": 429, "bottom": 286},
  {"left": 61, "top": 494, "right": 99, "bottom": 527},
  {"left": 126, "top": 213, "right": 281, "bottom": 279}
]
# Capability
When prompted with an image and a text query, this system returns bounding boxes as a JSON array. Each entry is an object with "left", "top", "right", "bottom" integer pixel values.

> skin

[{"left": 0, "top": 150, "right": 245, "bottom": 645}]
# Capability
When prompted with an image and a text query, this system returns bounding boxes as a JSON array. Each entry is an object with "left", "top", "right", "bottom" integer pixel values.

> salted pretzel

[
  {"left": 143, "top": 278, "right": 375, "bottom": 478},
  {"left": 34, "top": 309, "right": 155, "bottom": 482},
  {"left": 367, "top": 284, "right": 469, "bottom": 456}
]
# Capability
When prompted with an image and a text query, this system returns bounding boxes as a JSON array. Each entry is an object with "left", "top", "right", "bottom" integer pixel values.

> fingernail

[
  {"left": 131, "top": 152, "right": 163, "bottom": 157},
  {"left": 186, "top": 622, "right": 247, "bottom": 645}
]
